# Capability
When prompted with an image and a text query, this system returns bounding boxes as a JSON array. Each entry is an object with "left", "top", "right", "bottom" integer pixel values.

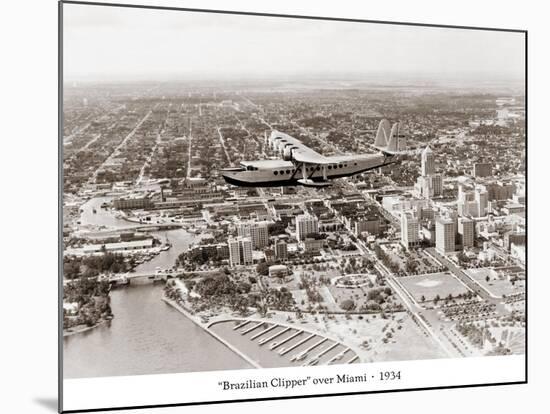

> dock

[
  {"left": 303, "top": 342, "right": 339, "bottom": 366},
  {"left": 327, "top": 347, "right": 350, "bottom": 365},
  {"left": 260, "top": 327, "right": 290, "bottom": 345},
  {"left": 346, "top": 355, "right": 359, "bottom": 364},
  {"left": 250, "top": 324, "right": 277, "bottom": 340},
  {"left": 279, "top": 333, "right": 316, "bottom": 356},
  {"left": 302, "top": 337, "right": 328, "bottom": 355},
  {"left": 271, "top": 330, "right": 302, "bottom": 350},
  {"left": 241, "top": 322, "right": 265, "bottom": 335},
  {"left": 233, "top": 320, "right": 250, "bottom": 331}
]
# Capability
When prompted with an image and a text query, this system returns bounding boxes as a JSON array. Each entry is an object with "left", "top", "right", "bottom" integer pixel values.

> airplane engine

[{"left": 283, "top": 146, "right": 298, "bottom": 161}]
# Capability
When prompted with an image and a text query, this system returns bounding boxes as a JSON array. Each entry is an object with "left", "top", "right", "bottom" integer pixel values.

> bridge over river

[{"left": 106, "top": 268, "right": 222, "bottom": 286}]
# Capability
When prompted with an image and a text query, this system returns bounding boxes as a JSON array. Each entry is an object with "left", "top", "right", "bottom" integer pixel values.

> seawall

[{"left": 161, "top": 297, "right": 261, "bottom": 369}]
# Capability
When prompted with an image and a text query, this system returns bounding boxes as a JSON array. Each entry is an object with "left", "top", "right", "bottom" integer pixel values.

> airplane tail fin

[
  {"left": 374, "top": 120, "right": 409, "bottom": 155},
  {"left": 374, "top": 119, "right": 391, "bottom": 148},
  {"left": 386, "top": 122, "right": 400, "bottom": 152}
]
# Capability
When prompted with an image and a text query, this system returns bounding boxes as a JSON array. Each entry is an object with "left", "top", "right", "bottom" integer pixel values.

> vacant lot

[{"left": 400, "top": 272, "right": 470, "bottom": 302}]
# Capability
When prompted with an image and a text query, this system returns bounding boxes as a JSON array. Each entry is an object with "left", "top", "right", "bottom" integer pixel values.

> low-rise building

[
  {"left": 268, "top": 264, "right": 289, "bottom": 279},
  {"left": 82, "top": 238, "right": 154, "bottom": 254},
  {"left": 113, "top": 197, "right": 153, "bottom": 210},
  {"left": 303, "top": 237, "right": 325, "bottom": 253}
]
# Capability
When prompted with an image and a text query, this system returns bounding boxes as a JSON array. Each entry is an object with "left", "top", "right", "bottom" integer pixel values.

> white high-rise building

[
  {"left": 436, "top": 217, "right": 456, "bottom": 254},
  {"left": 237, "top": 223, "right": 250, "bottom": 239},
  {"left": 421, "top": 146, "right": 435, "bottom": 176},
  {"left": 417, "top": 174, "right": 443, "bottom": 198},
  {"left": 296, "top": 214, "right": 319, "bottom": 242},
  {"left": 240, "top": 237, "right": 253, "bottom": 265},
  {"left": 228, "top": 237, "right": 241, "bottom": 267},
  {"left": 400, "top": 211, "right": 420, "bottom": 250},
  {"left": 416, "top": 146, "right": 443, "bottom": 199},
  {"left": 458, "top": 185, "right": 488, "bottom": 218},
  {"left": 250, "top": 222, "right": 269, "bottom": 249},
  {"left": 228, "top": 237, "right": 253, "bottom": 267},
  {"left": 475, "top": 187, "right": 488, "bottom": 217},
  {"left": 238, "top": 221, "right": 269, "bottom": 249}
]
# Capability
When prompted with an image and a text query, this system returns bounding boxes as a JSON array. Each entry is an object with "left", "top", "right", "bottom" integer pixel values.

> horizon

[{"left": 63, "top": 3, "right": 525, "bottom": 87}]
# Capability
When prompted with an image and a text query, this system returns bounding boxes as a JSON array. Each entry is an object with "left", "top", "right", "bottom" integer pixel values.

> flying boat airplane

[{"left": 221, "top": 119, "right": 412, "bottom": 188}]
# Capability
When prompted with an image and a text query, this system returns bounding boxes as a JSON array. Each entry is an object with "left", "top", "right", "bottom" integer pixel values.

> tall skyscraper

[
  {"left": 458, "top": 217, "right": 475, "bottom": 248},
  {"left": 296, "top": 214, "right": 319, "bottom": 242},
  {"left": 228, "top": 237, "right": 253, "bottom": 267},
  {"left": 416, "top": 146, "right": 443, "bottom": 199},
  {"left": 237, "top": 223, "right": 250, "bottom": 238},
  {"left": 458, "top": 185, "right": 488, "bottom": 218},
  {"left": 429, "top": 175, "right": 443, "bottom": 196},
  {"left": 475, "top": 187, "right": 488, "bottom": 217},
  {"left": 400, "top": 211, "right": 420, "bottom": 250},
  {"left": 421, "top": 146, "right": 435, "bottom": 176},
  {"left": 228, "top": 237, "right": 240, "bottom": 267},
  {"left": 436, "top": 217, "right": 456, "bottom": 254},
  {"left": 250, "top": 222, "right": 269, "bottom": 249},
  {"left": 240, "top": 237, "right": 253, "bottom": 265},
  {"left": 416, "top": 174, "right": 442, "bottom": 198},
  {"left": 238, "top": 221, "right": 269, "bottom": 249}
]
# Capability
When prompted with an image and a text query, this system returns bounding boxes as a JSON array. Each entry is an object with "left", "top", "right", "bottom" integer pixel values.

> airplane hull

[
  {"left": 222, "top": 175, "right": 301, "bottom": 187},
  {"left": 221, "top": 162, "right": 396, "bottom": 188}
]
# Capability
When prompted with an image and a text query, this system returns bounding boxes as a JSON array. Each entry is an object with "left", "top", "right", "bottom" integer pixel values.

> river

[{"left": 63, "top": 197, "right": 252, "bottom": 378}]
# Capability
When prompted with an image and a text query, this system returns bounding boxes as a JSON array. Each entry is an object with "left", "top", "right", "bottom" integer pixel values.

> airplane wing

[
  {"left": 271, "top": 131, "right": 332, "bottom": 164},
  {"left": 293, "top": 150, "right": 332, "bottom": 164}
]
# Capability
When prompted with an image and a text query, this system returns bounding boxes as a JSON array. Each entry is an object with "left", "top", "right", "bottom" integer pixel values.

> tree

[
  {"left": 340, "top": 299, "right": 355, "bottom": 311},
  {"left": 256, "top": 262, "right": 269, "bottom": 276},
  {"left": 405, "top": 257, "right": 418, "bottom": 274}
]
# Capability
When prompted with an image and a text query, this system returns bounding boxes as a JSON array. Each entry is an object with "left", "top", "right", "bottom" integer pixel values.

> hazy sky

[{"left": 63, "top": 3, "right": 525, "bottom": 82}]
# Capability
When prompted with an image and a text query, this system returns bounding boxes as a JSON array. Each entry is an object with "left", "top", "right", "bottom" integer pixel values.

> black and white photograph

[{"left": 58, "top": 0, "right": 526, "bottom": 411}]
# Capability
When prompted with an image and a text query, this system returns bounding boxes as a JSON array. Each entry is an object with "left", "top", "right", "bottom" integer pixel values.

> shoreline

[
  {"left": 63, "top": 318, "right": 110, "bottom": 338},
  {"left": 161, "top": 297, "right": 261, "bottom": 369}
]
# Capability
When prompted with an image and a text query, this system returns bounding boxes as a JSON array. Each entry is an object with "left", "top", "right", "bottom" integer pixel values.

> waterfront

[
  {"left": 63, "top": 284, "right": 252, "bottom": 379},
  {"left": 209, "top": 320, "right": 356, "bottom": 368},
  {"left": 64, "top": 197, "right": 252, "bottom": 379},
  {"left": 78, "top": 195, "right": 205, "bottom": 272},
  {"left": 79, "top": 196, "right": 127, "bottom": 228}
]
